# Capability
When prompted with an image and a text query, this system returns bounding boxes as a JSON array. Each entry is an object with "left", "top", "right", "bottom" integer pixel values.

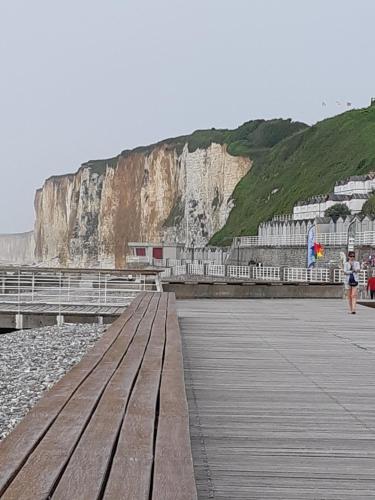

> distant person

[
  {"left": 343, "top": 251, "right": 360, "bottom": 314},
  {"left": 367, "top": 272, "right": 375, "bottom": 300}
]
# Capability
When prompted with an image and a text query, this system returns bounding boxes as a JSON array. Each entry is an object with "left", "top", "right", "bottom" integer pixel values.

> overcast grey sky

[{"left": 0, "top": 0, "right": 374, "bottom": 233}]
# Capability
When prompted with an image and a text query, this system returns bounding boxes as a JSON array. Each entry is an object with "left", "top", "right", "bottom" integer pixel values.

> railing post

[
  {"left": 98, "top": 272, "right": 101, "bottom": 306},
  {"left": 57, "top": 271, "right": 63, "bottom": 325},
  {"left": 18, "top": 269, "right": 21, "bottom": 316},
  {"left": 31, "top": 272, "right": 35, "bottom": 302}
]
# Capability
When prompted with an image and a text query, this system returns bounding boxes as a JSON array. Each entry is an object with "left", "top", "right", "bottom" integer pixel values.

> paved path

[{"left": 178, "top": 299, "right": 375, "bottom": 500}]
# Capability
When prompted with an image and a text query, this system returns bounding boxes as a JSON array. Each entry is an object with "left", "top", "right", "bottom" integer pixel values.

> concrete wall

[
  {"left": 164, "top": 282, "right": 343, "bottom": 299},
  {"left": 228, "top": 245, "right": 348, "bottom": 267},
  {"left": 0, "top": 231, "right": 36, "bottom": 265}
]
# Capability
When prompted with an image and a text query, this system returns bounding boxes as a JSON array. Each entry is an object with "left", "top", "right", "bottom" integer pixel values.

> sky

[{"left": 0, "top": 0, "right": 374, "bottom": 233}]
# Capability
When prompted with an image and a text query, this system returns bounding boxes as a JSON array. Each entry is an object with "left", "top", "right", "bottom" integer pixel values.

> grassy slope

[
  {"left": 82, "top": 118, "right": 307, "bottom": 173},
  {"left": 211, "top": 105, "right": 375, "bottom": 245}
]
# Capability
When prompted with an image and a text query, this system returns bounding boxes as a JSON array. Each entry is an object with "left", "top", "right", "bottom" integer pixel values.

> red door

[
  {"left": 152, "top": 247, "right": 163, "bottom": 260},
  {"left": 135, "top": 247, "right": 146, "bottom": 256}
]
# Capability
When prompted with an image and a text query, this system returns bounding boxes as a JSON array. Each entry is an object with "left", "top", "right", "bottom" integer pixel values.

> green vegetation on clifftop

[{"left": 211, "top": 106, "right": 375, "bottom": 245}]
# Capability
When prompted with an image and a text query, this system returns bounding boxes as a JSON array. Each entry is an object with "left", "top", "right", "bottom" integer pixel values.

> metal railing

[
  {"left": 0, "top": 268, "right": 159, "bottom": 310},
  {"left": 160, "top": 264, "right": 341, "bottom": 283},
  {"left": 333, "top": 269, "right": 368, "bottom": 286},
  {"left": 238, "top": 231, "right": 375, "bottom": 247},
  {"left": 283, "top": 267, "right": 331, "bottom": 283}
]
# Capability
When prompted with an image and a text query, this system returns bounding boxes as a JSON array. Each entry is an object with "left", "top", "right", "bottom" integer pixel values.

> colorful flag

[
  {"left": 314, "top": 242, "right": 325, "bottom": 258},
  {"left": 308, "top": 225, "right": 325, "bottom": 267}
]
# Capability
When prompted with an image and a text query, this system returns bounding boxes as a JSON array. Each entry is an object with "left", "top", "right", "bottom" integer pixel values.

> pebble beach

[{"left": 0, "top": 323, "right": 107, "bottom": 440}]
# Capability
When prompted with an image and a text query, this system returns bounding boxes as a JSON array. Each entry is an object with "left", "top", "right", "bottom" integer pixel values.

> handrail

[
  {"left": 238, "top": 231, "right": 375, "bottom": 247},
  {"left": 0, "top": 268, "right": 158, "bottom": 308},
  {"left": 160, "top": 263, "right": 372, "bottom": 285}
]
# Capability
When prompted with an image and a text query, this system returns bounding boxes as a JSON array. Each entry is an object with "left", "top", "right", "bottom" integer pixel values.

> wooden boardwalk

[
  {"left": 179, "top": 299, "right": 375, "bottom": 499},
  {"left": 0, "top": 292, "right": 196, "bottom": 500}
]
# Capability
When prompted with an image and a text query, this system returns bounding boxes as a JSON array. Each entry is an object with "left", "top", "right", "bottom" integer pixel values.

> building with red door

[{"left": 127, "top": 241, "right": 185, "bottom": 265}]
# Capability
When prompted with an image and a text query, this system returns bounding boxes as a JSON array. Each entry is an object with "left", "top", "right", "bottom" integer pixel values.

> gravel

[{"left": 0, "top": 323, "right": 107, "bottom": 440}]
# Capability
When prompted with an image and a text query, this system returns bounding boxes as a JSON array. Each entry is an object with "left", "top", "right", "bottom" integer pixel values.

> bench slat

[
  {"left": 0, "top": 292, "right": 197, "bottom": 499},
  {"left": 0, "top": 291, "right": 147, "bottom": 496},
  {"left": 152, "top": 293, "right": 197, "bottom": 500},
  {"left": 1, "top": 293, "right": 153, "bottom": 499},
  {"left": 103, "top": 293, "right": 168, "bottom": 500},
  {"left": 52, "top": 294, "right": 161, "bottom": 500}
]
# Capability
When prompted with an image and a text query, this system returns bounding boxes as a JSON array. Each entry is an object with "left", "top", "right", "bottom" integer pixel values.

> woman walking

[{"left": 343, "top": 251, "right": 361, "bottom": 314}]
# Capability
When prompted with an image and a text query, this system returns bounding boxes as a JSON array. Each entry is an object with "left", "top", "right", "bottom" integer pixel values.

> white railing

[
  {"left": 159, "top": 262, "right": 372, "bottom": 286},
  {"left": 283, "top": 267, "right": 331, "bottom": 283},
  {"left": 187, "top": 263, "right": 205, "bottom": 275},
  {"left": 166, "top": 259, "right": 182, "bottom": 267},
  {"left": 0, "top": 268, "right": 158, "bottom": 309},
  {"left": 152, "top": 258, "right": 166, "bottom": 267},
  {"left": 253, "top": 266, "right": 281, "bottom": 281},
  {"left": 173, "top": 264, "right": 187, "bottom": 276},
  {"left": 355, "top": 231, "right": 375, "bottom": 245},
  {"left": 333, "top": 269, "right": 368, "bottom": 286},
  {"left": 207, "top": 264, "right": 226, "bottom": 277},
  {"left": 238, "top": 231, "right": 375, "bottom": 247},
  {"left": 126, "top": 256, "right": 151, "bottom": 264},
  {"left": 239, "top": 234, "right": 307, "bottom": 247},
  {"left": 160, "top": 268, "right": 172, "bottom": 278},
  {"left": 227, "top": 266, "right": 251, "bottom": 279}
]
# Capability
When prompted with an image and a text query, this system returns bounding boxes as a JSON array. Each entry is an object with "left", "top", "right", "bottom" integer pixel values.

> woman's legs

[
  {"left": 347, "top": 288, "right": 353, "bottom": 312},
  {"left": 352, "top": 286, "right": 358, "bottom": 313}
]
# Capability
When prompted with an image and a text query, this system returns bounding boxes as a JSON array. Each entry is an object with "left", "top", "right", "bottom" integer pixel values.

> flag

[
  {"left": 307, "top": 226, "right": 316, "bottom": 268},
  {"left": 314, "top": 242, "right": 325, "bottom": 258}
]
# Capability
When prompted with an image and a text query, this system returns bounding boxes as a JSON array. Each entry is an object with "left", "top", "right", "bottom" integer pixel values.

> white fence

[
  {"left": 238, "top": 231, "right": 375, "bottom": 247},
  {"left": 283, "top": 267, "right": 331, "bottom": 283},
  {"left": 160, "top": 263, "right": 367, "bottom": 284},
  {"left": 333, "top": 269, "right": 368, "bottom": 286},
  {"left": 207, "top": 264, "right": 226, "bottom": 277},
  {"left": 254, "top": 267, "right": 281, "bottom": 281},
  {"left": 227, "top": 266, "right": 251, "bottom": 279}
]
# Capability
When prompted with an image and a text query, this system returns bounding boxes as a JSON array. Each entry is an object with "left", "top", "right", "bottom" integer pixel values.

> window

[{"left": 136, "top": 247, "right": 146, "bottom": 257}]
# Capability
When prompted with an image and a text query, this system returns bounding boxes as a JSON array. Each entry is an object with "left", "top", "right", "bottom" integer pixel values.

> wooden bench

[{"left": 0, "top": 292, "right": 197, "bottom": 500}]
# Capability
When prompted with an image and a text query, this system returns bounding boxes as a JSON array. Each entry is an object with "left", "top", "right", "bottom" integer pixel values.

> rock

[{"left": 0, "top": 322, "right": 106, "bottom": 440}]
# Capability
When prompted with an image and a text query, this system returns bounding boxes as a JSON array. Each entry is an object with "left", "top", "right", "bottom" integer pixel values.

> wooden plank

[
  {"left": 0, "top": 292, "right": 148, "bottom": 497},
  {"left": 178, "top": 298, "right": 375, "bottom": 499},
  {"left": 103, "top": 293, "right": 168, "bottom": 500},
  {"left": 51, "top": 294, "right": 161, "bottom": 500},
  {"left": 152, "top": 293, "right": 197, "bottom": 500}
]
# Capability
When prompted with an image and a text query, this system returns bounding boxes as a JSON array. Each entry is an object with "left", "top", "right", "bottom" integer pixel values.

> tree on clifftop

[
  {"left": 361, "top": 194, "right": 375, "bottom": 217},
  {"left": 324, "top": 203, "right": 351, "bottom": 218}
]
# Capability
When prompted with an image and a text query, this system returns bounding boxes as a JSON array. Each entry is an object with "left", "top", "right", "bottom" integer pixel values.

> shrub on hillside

[
  {"left": 361, "top": 194, "right": 375, "bottom": 217},
  {"left": 324, "top": 203, "right": 351, "bottom": 218}
]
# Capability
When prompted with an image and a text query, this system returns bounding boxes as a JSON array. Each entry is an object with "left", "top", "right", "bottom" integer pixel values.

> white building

[
  {"left": 292, "top": 173, "right": 375, "bottom": 220},
  {"left": 293, "top": 193, "right": 370, "bottom": 220},
  {"left": 334, "top": 173, "right": 375, "bottom": 196}
]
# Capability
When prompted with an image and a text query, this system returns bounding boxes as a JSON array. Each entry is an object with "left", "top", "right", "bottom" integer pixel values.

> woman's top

[{"left": 343, "top": 260, "right": 360, "bottom": 285}]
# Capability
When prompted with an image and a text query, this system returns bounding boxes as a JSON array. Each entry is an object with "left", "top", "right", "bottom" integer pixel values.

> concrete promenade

[{"left": 178, "top": 299, "right": 375, "bottom": 499}]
